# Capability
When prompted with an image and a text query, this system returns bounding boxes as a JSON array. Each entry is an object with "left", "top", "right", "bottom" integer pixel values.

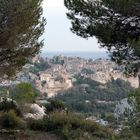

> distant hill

[{"left": 41, "top": 51, "right": 109, "bottom": 59}]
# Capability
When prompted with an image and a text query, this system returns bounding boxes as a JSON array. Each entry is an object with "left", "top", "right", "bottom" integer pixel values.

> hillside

[
  {"left": 55, "top": 75, "right": 133, "bottom": 120},
  {"left": 0, "top": 56, "right": 136, "bottom": 120},
  {"left": 1, "top": 55, "right": 137, "bottom": 95}
]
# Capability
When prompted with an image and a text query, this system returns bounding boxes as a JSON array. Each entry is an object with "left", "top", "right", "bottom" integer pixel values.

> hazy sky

[{"left": 42, "top": 0, "right": 106, "bottom": 52}]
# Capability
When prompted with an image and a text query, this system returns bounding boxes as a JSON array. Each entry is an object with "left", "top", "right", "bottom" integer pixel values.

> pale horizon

[{"left": 41, "top": 0, "right": 106, "bottom": 53}]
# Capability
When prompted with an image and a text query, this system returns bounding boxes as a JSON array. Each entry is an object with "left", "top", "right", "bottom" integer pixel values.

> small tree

[{"left": 10, "top": 83, "right": 38, "bottom": 103}]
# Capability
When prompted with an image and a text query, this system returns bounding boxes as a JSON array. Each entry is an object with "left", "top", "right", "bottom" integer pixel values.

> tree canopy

[
  {"left": 0, "top": 0, "right": 46, "bottom": 78},
  {"left": 64, "top": 0, "right": 140, "bottom": 76},
  {"left": 10, "top": 83, "right": 39, "bottom": 103}
]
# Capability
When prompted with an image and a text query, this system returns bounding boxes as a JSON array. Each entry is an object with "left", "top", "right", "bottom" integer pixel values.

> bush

[
  {"left": 0, "top": 110, "right": 26, "bottom": 129},
  {"left": 0, "top": 99, "right": 22, "bottom": 117},
  {"left": 27, "top": 118, "right": 47, "bottom": 131},
  {"left": 28, "top": 112, "right": 112, "bottom": 139},
  {"left": 45, "top": 99, "right": 66, "bottom": 113},
  {"left": 10, "top": 83, "right": 39, "bottom": 103}
]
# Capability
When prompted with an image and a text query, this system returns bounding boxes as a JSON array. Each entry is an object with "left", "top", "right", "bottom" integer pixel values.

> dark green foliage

[
  {"left": 104, "top": 113, "right": 115, "bottom": 124},
  {"left": 118, "top": 128, "right": 140, "bottom": 140},
  {"left": 0, "top": 131, "right": 59, "bottom": 140},
  {"left": 0, "top": 0, "right": 46, "bottom": 78},
  {"left": 0, "top": 110, "right": 26, "bottom": 129},
  {"left": 55, "top": 76, "right": 64, "bottom": 83},
  {"left": 131, "top": 88, "right": 140, "bottom": 111},
  {"left": 32, "top": 57, "right": 51, "bottom": 74},
  {"left": 56, "top": 75, "right": 133, "bottom": 117},
  {"left": 133, "top": 118, "right": 140, "bottom": 137},
  {"left": 81, "top": 68, "right": 95, "bottom": 74},
  {"left": 27, "top": 118, "right": 48, "bottom": 131},
  {"left": 52, "top": 56, "right": 65, "bottom": 65},
  {"left": 0, "top": 88, "right": 9, "bottom": 98},
  {"left": 45, "top": 99, "right": 66, "bottom": 113},
  {"left": 10, "top": 83, "right": 39, "bottom": 103},
  {"left": 0, "top": 99, "right": 22, "bottom": 117},
  {"left": 41, "top": 80, "right": 47, "bottom": 87},
  {"left": 28, "top": 112, "right": 112, "bottom": 140},
  {"left": 128, "top": 88, "right": 140, "bottom": 137},
  {"left": 64, "top": 0, "right": 140, "bottom": 76}
]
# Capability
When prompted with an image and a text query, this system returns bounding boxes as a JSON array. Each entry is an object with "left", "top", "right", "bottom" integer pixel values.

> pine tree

[
  {"left": 64, "top": 0, "right": 140, "bottom": 76},
  {"left": 0, "top": 0, "right": 46, "bottom": 78}
]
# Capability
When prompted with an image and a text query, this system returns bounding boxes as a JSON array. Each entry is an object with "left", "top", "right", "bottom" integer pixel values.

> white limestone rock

[
  {"left": 114, "top": 98, "right": 136, "bottom": 120},
  {"left": 24, "top": 104, "right": 46, "bottom": 120}
]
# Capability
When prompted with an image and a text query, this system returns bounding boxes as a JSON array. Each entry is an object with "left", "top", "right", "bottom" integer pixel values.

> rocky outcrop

[
  {"left": 24, "top": 104, "right": 46, "bottom": 120},
  {"left": 114, "top": 98, "right": 136, "bottom": 120},
  {"left": 90, "top": 71, "right": 139, "bottom": 88},
  {"left": 36, "top": 72, "right": 73, "bottom": 97}
]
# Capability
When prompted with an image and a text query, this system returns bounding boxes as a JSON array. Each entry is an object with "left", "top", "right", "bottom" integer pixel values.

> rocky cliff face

[
  {"left": 24, "top": 104, "right": 46, "bottom": 120},
  {"left": 35, "top": 72, "right": 73, "bottom": 97},
  {"left": 114, "top": 98, "right": 136, "bottom": 120},
  {"left": 90, "top": 71, "right": 139, "bottom": 88}
]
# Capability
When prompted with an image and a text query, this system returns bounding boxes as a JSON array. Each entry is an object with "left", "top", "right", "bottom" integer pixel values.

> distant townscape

[{"left": 0, "top": 54, "right": 139, "bottom": 97}]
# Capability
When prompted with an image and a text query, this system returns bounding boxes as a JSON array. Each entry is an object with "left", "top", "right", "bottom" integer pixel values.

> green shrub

[
  {"left": 27, "top": 118, "right": 47, "bottom": 131},
  {"left": 28, "top": 112, "right": 112, "bottom": 139},
  {"left": 45, "top": 99, "right": 66, "bottom": 113},
  {"left": 58, "top": 125, "right": 70, "bottom": 140},
  {"left": 0, "top": 99, "right": 22, "bottom": 117},
  {"left": 10, "top": 83, "right": 39, "bottom": 103},
  {"left": 0, "top": 110, "right": 26, "bottom": 129}
]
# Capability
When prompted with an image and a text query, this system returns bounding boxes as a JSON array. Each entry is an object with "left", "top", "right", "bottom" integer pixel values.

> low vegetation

[
  {"left": 28, "top": 112, "right": 113, "bottom": 140},
  {"left": 55, "top": 75, "right": 133, "bottom": 119},
  {"left": 0, "top": 83, "right": 139, "bottom": 140}
]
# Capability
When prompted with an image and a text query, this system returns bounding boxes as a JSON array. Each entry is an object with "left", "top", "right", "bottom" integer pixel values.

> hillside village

[
  {"left": 31, "top": 55, "right": 139, "bottom": 97},
  {"left": 0, "top": 55, "right": 139, "bottom": 98}
]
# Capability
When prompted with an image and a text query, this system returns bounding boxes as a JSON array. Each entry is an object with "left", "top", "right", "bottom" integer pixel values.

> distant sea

[{"left": 41, "top": 51, "right": 109, "bottom": 60}]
